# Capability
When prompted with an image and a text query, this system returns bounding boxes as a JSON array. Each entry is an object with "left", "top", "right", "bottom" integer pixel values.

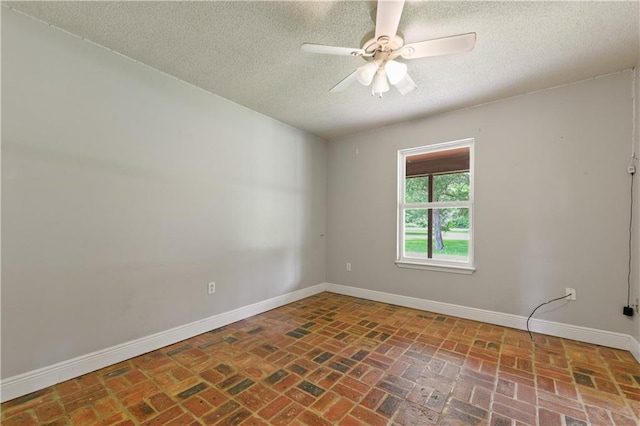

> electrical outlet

[
  {"left": 208, "top": 282, "right": 216, "bottom": 294},
  {"left": 346, "top": 263, "right": 351, "bottom": 272},
  {"left": 628, "top": 165, "right": 636, "bottom": 174},
  {"left": 565, "top": 288, "right": 576, "bottom": 300},
  {"left": 635, "top": 298, "right": 639, "bottom": 313}
]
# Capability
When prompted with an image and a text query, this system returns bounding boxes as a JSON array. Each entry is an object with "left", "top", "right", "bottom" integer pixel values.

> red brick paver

[{"left": 2, "top": 292, "right": 639, "bottom": 425}]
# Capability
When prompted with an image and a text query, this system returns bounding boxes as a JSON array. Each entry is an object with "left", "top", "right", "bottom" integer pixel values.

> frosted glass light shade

[
  {"left": 372, "top": 70, "right": 390, "bottom": 95},
  {"left": 384, "top": 60, "right": 408, "bottom": 85},
  {"left": 394, "top": 73, "right": 417, "bottom": 95},
  {"left": 356, "top": 62, "right": 378, "bottom": 86}
]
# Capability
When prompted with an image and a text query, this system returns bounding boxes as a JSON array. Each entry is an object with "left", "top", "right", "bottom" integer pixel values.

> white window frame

[{"left": 396, "top": 138, "right": 475, "bottom": 274}]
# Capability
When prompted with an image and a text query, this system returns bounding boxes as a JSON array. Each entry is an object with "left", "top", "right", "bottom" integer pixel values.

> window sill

[{"left": 395, "top": 260, "right": 475, "bottom": 274}]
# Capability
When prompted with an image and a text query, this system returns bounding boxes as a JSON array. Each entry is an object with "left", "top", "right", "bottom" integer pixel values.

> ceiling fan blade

[
  {"left": 401, "top": 32, "right": 476, "bottom": 59},
  {"left": 300, "top": 43, "right": 365, "bottom": 57},
  {"left": 329, "top": 70, "right": 359, "bottom": 93},
  {"left": 375, "top": 0, "right": 405, "bottom": 42},
  {"left": 393, "top": 73, "right": 417, "bottom": 95}
]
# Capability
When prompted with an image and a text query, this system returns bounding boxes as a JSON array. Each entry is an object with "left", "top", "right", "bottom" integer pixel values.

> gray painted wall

[
  {"left": 327, "top": 71, "right": 635, "bottom": 336},
  {"left": 1, "top": 9, "right": 327, "bottom": 378}
]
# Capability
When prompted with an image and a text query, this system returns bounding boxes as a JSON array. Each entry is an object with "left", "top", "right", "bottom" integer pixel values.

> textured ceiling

[{"left": 4, "top": 1, "right": 640, "bottom": 140}]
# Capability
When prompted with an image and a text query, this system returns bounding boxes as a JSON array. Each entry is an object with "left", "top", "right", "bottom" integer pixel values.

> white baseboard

[
  {"left": 0, "top": 283, "right": 326, "bottom": 403},
  {"left": 631, "top": 336, "right": 640, "bottom": 364},
  {"left": 3, "top": 282, "right": 638, "bottom": 403},
  {"left": 325, "top": 283, "right": 636, "bottom": 354}
]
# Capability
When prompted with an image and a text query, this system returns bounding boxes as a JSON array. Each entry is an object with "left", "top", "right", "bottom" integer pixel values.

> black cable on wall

[{"left": 624, "top": 168, "right": 635, "bottom": 316}]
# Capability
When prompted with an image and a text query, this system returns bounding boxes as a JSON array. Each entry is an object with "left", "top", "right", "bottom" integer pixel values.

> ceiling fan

[{"left": 300, "top": 0, "right": 476, "bottom": 97}]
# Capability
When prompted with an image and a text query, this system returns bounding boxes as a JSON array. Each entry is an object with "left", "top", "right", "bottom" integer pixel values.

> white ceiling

[{"left": 5, "top": 1, "right": 640, "bottom": 140}]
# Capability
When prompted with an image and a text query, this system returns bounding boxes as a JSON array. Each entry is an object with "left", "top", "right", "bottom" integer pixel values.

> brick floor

[{"left": 2, "top": 292, "right": 639, "bottom": 425}]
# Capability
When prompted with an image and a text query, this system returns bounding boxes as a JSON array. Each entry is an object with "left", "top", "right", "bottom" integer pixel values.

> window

[{"left": 396, "top": 139, "right": 474, "bottom": 273}]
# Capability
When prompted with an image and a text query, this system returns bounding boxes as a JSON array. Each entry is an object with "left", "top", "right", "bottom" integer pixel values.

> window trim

[{"left": 396, "top": 138, "right": 475, "bottom": 273}]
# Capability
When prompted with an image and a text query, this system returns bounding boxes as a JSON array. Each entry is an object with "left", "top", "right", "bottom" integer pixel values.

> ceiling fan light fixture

[
  {"left": 384, "top": 60, "right": 408, "bottom": 85},
  {"left": 301, "top": 0, "right": 477, "bottom": 97},
  {"left": 356, "top": 61, "right": 378, "bottom": 86},
  {"left": 372, "top": 69, "right": 390, "bottom": 96}
]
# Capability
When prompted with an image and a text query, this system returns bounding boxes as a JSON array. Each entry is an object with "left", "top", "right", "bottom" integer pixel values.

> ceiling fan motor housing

[{"left": 362, "top": 35, "right": 404, "bottom": 57}]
